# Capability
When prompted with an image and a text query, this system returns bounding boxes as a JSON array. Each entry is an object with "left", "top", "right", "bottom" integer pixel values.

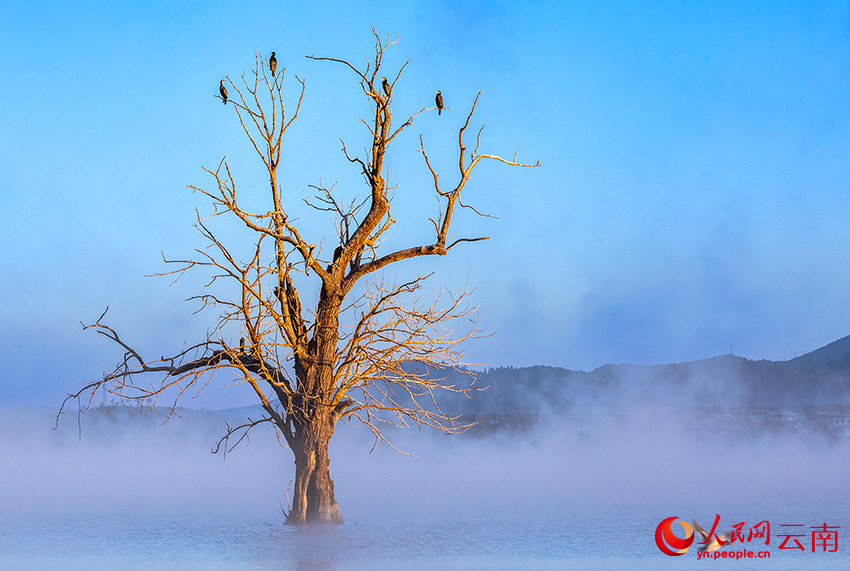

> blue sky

[{"left": 2, "top": 1, "right": 850, "bottom": 408}]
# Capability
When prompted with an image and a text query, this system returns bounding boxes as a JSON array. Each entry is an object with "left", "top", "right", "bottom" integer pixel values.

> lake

[
  {"left": 3, "top": 504, "right": 849, "bottom": 570},
  {"left": 2, "top": 406, "right": 849, "bottom": 569}
]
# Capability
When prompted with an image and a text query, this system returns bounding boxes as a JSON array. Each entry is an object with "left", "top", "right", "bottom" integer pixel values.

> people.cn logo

[{"left": 655, "top": 516, "right": 695, "bottom": 556}]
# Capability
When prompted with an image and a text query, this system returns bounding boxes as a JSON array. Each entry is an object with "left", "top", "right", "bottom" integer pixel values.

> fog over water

[{"left": 3, "top": 391, "right": 849, "bottom": 569}]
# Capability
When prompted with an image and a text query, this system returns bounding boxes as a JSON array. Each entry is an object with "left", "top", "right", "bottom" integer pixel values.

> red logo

[{"left": 656, "top": 516, "right": 695, "bottom": 556}]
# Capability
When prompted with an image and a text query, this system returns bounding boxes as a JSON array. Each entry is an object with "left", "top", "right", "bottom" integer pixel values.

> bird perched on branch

[
  {"left": 219, "top": 80, "right": 228, "bottom": 105},
  {"left": 435, "top": 90, "right": 443, "bottom": 115},
  {"left": 381, "top": 77, "right": 390, "bottom": 98},
  {"left": 269, "top": 52, "right": 277, "bottom": 76}
]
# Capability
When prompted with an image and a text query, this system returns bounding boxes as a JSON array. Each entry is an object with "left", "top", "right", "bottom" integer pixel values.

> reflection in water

[{"left": 2, "top": 504, "right": 849, "bottom": 570}]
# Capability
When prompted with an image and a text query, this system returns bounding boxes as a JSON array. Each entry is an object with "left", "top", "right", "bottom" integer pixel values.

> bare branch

[
  {"left": 63, "top": 34, "right": 538, "bottom": 525},
  {"left": 212, "top": 416, "right": 275, "bottom": 456}
]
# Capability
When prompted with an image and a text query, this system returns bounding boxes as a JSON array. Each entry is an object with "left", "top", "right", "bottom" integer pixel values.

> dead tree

[{"left": 58, "top": 30, "right": 539, "bottom": 525}]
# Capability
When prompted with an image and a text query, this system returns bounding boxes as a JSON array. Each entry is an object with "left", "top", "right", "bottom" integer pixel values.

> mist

[
  {"left": 4, "top": 363, "right": 850, "bottom": 570},
  {"left": 3, "top": 386, "right": 848, "bottom": 520}
]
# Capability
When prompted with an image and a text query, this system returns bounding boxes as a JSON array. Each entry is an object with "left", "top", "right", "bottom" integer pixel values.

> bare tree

[{"left": 59, "top": 30, "right": 538, "bottom": 525}]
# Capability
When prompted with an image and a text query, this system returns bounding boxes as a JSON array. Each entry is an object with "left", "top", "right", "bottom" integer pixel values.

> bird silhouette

[
  {"left": 435, "top": 90, "right": 443, "bottom": 115},
  {"left": 692, "top": 520, "right": 732, "bottom": 552},
  {"left": 381, "top": 77, "right": 390, "bottom": 97},
  {"left": 269, "top": 52, "right": 277, "bottom": 76},
  {"left": 219, "top": 80, "right": 228, "bottom": 105}
]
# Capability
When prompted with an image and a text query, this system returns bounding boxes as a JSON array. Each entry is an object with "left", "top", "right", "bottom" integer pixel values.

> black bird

[
  {"left": 219, "top": 80, "right": 228, "bottom": 105},
  {"left": 381, "top": 77, "right": 390, "bottom": 97},
  {"left": 269, "top": 52, "right": 277, "bottom": 76},
  {"left": 435, "top": 90, "right": 443, "bottom": 115}
]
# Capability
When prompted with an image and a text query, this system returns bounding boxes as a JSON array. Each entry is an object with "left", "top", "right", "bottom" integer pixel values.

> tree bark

[{"left": 285, "top": 411, "right": 343, "bottom": 525}]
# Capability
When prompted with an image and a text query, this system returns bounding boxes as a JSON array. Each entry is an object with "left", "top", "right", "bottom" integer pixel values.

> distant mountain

[
  {"left": 206, "top": 339, "right": 850, "bottom": 420},
  {"left": 34, "top": 337, "right": 850, "bottom": 425},
  {"left": 793, "top": 334, "right": 850, "bottom": 364},
  {"left": 11, "top": 334, "right": 850, "bottom": 442},
  {"left": 434, "top": 338, "right": 850, "bottom": 415}
]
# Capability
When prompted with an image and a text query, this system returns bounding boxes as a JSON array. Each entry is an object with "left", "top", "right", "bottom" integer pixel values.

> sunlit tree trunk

[
  {"left": 287, "top": 412, "right": 342, "bottom": 525},
  {"left": 284, "top": 292, "right": 345, "bottom": 525}
]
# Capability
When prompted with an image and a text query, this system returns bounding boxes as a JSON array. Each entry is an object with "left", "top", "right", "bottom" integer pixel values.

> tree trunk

[{"left": 285, "top": 413, "right": 343, "bottom": 525}]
